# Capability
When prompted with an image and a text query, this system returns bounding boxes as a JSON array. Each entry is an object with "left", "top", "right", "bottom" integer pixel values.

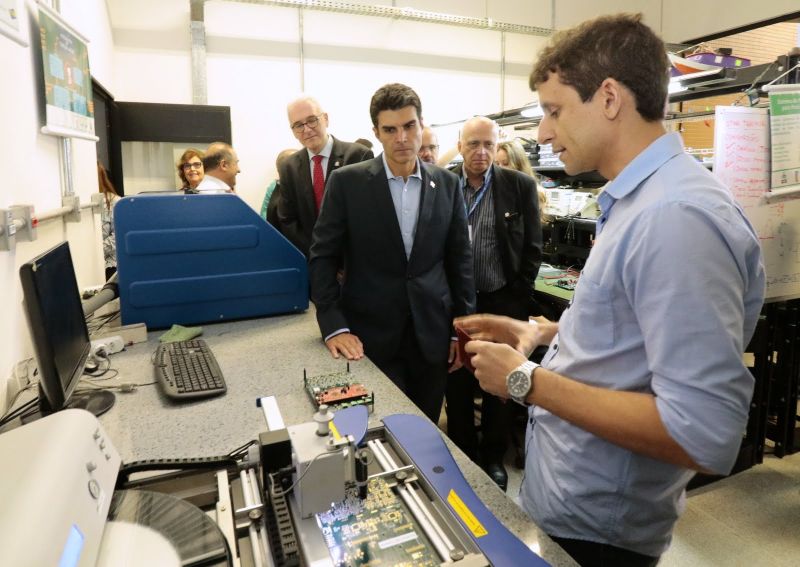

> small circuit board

[
  {"left": 555, "top": 278, "right": 577, "bottom": 291},
  {"left": 317, "top": 477, "right": 440, "bottom": 567},
  {"left": 304, "top": 369, "right": 374, "bottom": 412}
]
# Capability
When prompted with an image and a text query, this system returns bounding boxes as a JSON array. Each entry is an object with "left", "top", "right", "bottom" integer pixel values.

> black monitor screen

[{"left": 19, "top": 242, "right": 91, "bottom": 413}]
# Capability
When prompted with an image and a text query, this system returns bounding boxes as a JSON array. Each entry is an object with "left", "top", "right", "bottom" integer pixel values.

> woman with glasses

[{"left": 177, "top": 148, "right": 206, "bottom": 192}]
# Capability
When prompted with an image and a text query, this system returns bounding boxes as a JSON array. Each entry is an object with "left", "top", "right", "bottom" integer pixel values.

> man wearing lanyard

[
  {"left": 457, "top": 14, "right": 765, "bottom": 566},
  {"left": 446, "top": 116, "right": 542, "bottom": 490}
]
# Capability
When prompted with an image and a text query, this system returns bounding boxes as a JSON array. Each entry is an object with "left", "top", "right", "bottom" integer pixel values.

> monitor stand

[
  {"left": 21, "top": 391, "right": 116, "bottom": 424},
  {"left": 67, "top": 390, "right": 116, "bottom": 417}
]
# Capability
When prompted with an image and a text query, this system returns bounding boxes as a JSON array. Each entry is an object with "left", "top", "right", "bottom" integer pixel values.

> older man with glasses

[
  {"left": 418, "top": 126, "right": 440, "bottom": 165},
  {"left": 276, "top": 96, "right": 373, "bottom": 256}
]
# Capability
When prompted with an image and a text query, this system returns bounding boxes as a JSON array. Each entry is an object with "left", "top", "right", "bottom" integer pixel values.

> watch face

[{"left": 508, "top": 370, "right": 530, "bottom": 398}]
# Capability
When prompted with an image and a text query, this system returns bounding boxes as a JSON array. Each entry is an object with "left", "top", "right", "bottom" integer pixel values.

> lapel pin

[
  {"left": 430, "top": 181, "right": 436, "bottom": 189},
  {"left": 334, "top": 161, "right": 340, "bottom": 167}
]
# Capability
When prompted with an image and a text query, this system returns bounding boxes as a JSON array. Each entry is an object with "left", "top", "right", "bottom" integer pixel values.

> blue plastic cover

[
  {"left": 332, "top": 405, "right": 369, "bottom": 446},
  {"left": 114, "top": 194, "right": 308, "bottom": 329},
  {"left": 383, "top": 413, "right": 550, "bottom": 566}
]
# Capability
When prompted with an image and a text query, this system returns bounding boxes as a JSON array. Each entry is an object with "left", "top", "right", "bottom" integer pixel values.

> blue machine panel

[
  {"left": 383, "top": 414, "right": 550, "bottom": 566},
  {"left": 115, "top": 194, "right": 308, "bottom": 329}
]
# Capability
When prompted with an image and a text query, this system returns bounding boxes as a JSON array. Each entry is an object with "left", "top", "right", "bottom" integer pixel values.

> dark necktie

[{"left": 312, "top": 154, "right": 325, "bottom": 214}]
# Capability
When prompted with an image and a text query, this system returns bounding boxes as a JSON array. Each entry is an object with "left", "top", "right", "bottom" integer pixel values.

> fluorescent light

[
  {"left": 668, "top": 82, "right": 688, "bottom": 94},
  {"left": 520, "top": 105, "right": 543, "bottom": 118}
]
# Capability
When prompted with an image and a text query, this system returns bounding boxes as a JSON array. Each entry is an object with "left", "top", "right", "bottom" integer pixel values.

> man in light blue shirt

[{"left": 457, "top": 14, "right": 765, "bottom": 566}]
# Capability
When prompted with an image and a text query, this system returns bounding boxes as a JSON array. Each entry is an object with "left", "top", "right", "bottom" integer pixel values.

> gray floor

[
  {"left": 439, "top": 405, "right": 800, "bottom": 566},
  {"left": 503, "top": 448, "right": 800, "bottom": 566}
]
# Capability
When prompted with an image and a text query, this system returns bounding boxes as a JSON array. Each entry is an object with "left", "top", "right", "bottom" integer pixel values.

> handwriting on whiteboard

[{"left": 714, "top": 105, "right": 800, "bottom": 299}]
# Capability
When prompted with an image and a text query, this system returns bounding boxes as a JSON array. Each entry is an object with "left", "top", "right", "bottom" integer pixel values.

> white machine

[
  {"left": 0, "top": 409, "right": 121, "bottom": 567},
  {"left": 0, "top": 401, "right": 548, "bottom": 566}
]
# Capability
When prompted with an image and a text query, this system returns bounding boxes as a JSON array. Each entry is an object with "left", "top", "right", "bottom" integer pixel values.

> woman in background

[
  {"left": 496, "top": 139, "right": 547, "bottom": 221},
  {"left": 98, "top": 163, "right": 122, "bottom": 281},
  {"left": 261, "top": 148, "right": 297, "bottom": 226},
  {"left": 177, "top": 148, "right": 205, "bottom": 192}
]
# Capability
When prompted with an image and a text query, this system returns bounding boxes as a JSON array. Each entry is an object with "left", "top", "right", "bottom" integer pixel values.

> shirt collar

[
  {"left": 382, "top": 153, "right": 422, "bottom": 181},
  {"left": 307, "top": 135, "right": 334, "bottom": 161},
  {"left": 461, "top": 165, "right": 492, "bottom": 190},
  {"left": 603, "top": 132, "right": 683, "bottom": 201}
]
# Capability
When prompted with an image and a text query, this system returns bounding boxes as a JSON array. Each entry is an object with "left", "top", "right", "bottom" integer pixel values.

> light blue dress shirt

[
  {"left": 522, "top": 132, "right": 765, "bottom": 557},
  {"left": 383, "top": 153, "right": 422, "bottom": 259},
  {"left": 323, "top": 154, "right": 422, "bottom": 342}
]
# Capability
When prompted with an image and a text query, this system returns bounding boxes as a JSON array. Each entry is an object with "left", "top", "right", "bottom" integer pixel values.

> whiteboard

[{"left": 714, "top": 105, "right": 800, "bottom": 301}]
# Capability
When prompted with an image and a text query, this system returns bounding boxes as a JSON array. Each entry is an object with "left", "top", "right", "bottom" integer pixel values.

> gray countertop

[{"left": 102, "top": 308, "right": 575, "bottom": 566}]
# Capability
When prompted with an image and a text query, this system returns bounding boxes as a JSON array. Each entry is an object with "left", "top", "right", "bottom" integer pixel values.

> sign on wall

[
  {"left": 37, "top": 2, "right": 97, "bottom": 141},
  {"left": 0, "top": 0, "right": 26, "bottom": 46}
]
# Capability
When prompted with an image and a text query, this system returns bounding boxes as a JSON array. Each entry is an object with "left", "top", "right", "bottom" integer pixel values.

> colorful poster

[
  {"left": 38, "top": 4, "right": 96, "bottom": 140},
  {"left": 769, "top": 89, "right": 800, "bottom": 192}
]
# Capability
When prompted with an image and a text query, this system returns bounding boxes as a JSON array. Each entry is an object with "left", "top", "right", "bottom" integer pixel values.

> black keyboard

[{"left": 153, "top": 339, "right": 227, "bottom": 400}]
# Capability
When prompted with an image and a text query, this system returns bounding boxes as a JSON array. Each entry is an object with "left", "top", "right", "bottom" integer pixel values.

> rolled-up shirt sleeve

[{"left": 623, "top": 200, "right": 759, "bottom": 474}]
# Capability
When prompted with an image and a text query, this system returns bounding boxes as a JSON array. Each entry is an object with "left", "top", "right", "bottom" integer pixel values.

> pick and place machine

[{"left": 0, "top": 399, "right": 550, "bottom": 567}]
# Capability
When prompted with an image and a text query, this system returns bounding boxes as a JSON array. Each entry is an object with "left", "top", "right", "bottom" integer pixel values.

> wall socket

[{"left": 4, "top": 361, "right": 31, "bottom": 414}]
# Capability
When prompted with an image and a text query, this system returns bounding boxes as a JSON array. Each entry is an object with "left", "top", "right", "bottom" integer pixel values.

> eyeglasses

[
  {"left": 181, "top": 161, "right": 203, "bottom": 170},
  {"left": 465, "top": 140, "right": 496, "bottom": 151},
  {"left": 420, "top": 145, "right": 439, "bottom": 152},
  {"left": 291, "top": 115, "right": 322, "bottom": 133}
]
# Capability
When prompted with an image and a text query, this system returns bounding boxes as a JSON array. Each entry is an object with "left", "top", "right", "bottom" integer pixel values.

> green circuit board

[{"left": 316, "top": 477, "right": 440, "bottom": 566}]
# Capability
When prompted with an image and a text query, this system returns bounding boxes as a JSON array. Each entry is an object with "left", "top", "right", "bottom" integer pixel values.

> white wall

[
  {"left": 111, "top": 1, "right": 553, "bottom": 211},
  {"left": 0, "top": 0, "right": 113, "bottom": 412},
  {"left": 661, "top": 0, "right": 800, "bottom": 43}
]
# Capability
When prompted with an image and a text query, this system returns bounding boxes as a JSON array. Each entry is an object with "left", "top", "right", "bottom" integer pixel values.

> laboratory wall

[{"left": 0, "top": 0, "right": 113, "bottom": 411}]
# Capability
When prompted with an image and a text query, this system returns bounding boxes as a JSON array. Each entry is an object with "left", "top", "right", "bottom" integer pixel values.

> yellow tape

[
  {"left": 329, "top": 421, "right": 341, "bottom": 441},
  {"left": 447, "top": 489, "right": 488, "bottom": 538}
]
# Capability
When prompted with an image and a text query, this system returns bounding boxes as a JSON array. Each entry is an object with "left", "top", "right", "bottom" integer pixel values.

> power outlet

[
  {"left": 5, "top": 372, "right": 25, "bottom": 414},
  {"left": 5, "top": 359, "right": 32, "bottom": 413}
]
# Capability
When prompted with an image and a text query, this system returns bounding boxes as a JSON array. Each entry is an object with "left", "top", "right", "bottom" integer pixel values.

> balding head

[
  {"left": 458, "top": 116, "right": 499, "bottom": 180},
  {"left": 203, "top": 142, "right": 240, "bottom": 189},
  {"left": 419, "top": 127, "right": 439, "bottom": 164},
  {"left": 287, "top": 95, "right": 329, "bottom": 154}
]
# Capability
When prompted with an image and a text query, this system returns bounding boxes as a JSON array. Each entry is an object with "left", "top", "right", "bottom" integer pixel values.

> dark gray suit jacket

[
  {"left": 276, "top": 136, "right": 373, "bottom": 256},
  {"left": 309, "top": 157, "right": 475, "bottom": 364},
  {"left": 451, "top": 163, "right": 542, "bottom": 307}
]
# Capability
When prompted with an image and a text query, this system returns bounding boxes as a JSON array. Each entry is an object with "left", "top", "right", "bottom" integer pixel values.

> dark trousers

[
  {"left": 549, "top": 536, "right": 660, "bottom": 567},
  {"left": 445, "top": 284, "right": 529, "bottom": 463},
  {"left": 370, "top": 320, "right": 448, "bottom": 424}
]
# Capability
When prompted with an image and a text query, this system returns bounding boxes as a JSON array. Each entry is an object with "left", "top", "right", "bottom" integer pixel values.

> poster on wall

[
  {"left": 37, "top": 2, "right": 97, "bottom": 141},
  {"left": 0, "top": 0, "right": 27, "bottom": 46},
  {"left": 768, "top": 85, "right": 800, "bottom": 194}
]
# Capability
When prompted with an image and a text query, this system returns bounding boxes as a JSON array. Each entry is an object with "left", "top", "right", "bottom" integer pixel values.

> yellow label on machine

[
  {"left": 329, "top": 421, "right": 342, "bottom": 440},
  {"left": 447, "top": 489, "right": 488, "bottom": 538}
]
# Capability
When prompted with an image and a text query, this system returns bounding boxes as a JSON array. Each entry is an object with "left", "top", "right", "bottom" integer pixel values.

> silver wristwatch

[{"left": 506, "top": 360, "right": 539, "bottom": 406}]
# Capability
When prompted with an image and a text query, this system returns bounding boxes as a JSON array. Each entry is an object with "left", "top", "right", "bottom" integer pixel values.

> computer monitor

[{"left": 19, "top": 242, "right": 114, "bottom": 419}]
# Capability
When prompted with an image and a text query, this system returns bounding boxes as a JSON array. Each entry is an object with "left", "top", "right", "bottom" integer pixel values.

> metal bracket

[
  {"left": 90, "top": 193, "right": 105, "bottom": 215},
  {"left": 10, "top": 204, "right": 36, "bottom": 243},
  {"left": 0, "top": 209, "right": 16, "bottom": 251},
  {"left": 62, "top": 195, "right": 81, "bottom": 223}
]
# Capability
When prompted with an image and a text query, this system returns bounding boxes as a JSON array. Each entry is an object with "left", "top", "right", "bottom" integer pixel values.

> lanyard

[{"left": 463, "top": 171, "right": 492, "bottom": 219}]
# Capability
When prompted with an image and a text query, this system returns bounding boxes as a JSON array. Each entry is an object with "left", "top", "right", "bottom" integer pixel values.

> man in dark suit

[
  {"left": 446, "top": 116, "right": 542, "bottom": 490},
  {"left": 309, "top": 83, "right": 475, "bottom": 423},
  {"left": 276, "top": 96, "right": 373, "bottom": 256}
]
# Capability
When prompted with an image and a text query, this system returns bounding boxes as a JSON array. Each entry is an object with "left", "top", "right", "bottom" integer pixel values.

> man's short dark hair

[
  {"left": 369, "top": 83, "right": 422, "bottom": 127},
  {"left": 203, "top": 142, "right": 235, "bottom": 171},
  {"left": 529, "top": 13, "right": 669, "bottom": 122}
]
